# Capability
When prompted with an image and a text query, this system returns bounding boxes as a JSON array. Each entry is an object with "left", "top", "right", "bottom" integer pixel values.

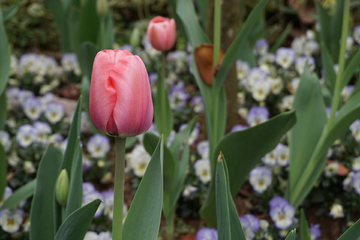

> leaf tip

[{"left": 217, "top": 152, "right": 224, "bottom": 162}]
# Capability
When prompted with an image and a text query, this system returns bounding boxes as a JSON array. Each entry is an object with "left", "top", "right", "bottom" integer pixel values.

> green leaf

[
  {"left": 75, "top": 0, "right": 100, "bottom": 51},
  {"left": 270, "top": 22, "right": 293, "bottom": 53},
  {"left": 300, "top": 209, "right": 311, "bottom": 240},
  {"left": 1, "top": 179, "right": 36, "bottom": 210},
  {"left": 338, "top": 218, "right": 360, "bottom": 240},
  {"left": 284, "top": 229, "right": 297, "bottom": 240},
  {"left": 143, "top": 133, "right": 176, "bottom": 218},
  {"left": 55, "top": 199, "right": 101, "bottom": 240},
  {"left": 320, "top": 43, "right": 336, "bottom": 93},
  {"left": 3, "top": 4, "right": 20, "bottom": 21},
  {"left": 65, "top": 141, "right": 83, "bottom": 217},
  {"left": 195, "top": 0, "right": 207, "bottom": 29},
  {"left": 341, "top": 47, "right": 360, "bottom": 91},
  {"left": 176, "top": 0, "right": 209, "bottom": 48},
  {"left": 329, "top": 0, "right": 344, "bottom": 62},
  {"left": 154, "top": 75, "right": 173, "bottom": 142},
  {"left": 216, "top": 154, "right": 246, "bottom": 240},
  {"left": 0, "top": 5, "right": 10, "bottom": 96},
  {"left": 0, "top": 91, "right": 6, "bottom": 130},
  {"left": 215, "top": 0, "right": 270, "bottom": 90},
  {"left": 67, "top": 6, "right": 80, "bottom": 52},
  {"left": 122, "top": 136, "right": 163, "bottom": 240},
  {"left": 0, "top": 144, "right": 6, "bottom": 200},
  {"left": 30, "top": 145, "right": 63, "bottom": 240},
  {"left": 61, "top": 96, "right": 82, "bottom": 176},
  {"left": 200, "top": 110, "right": 296, "bottom": 227},
  {"left": 315, "top": 2, "right": 331, "bottom": 53},
  {"left": 105, "top": 12, "right": 114, "bottom": 49},
  {"left": 125, "top": 136, "right": 138, "bottom": 150},
  {"left": 80, "top": 42, "right": 99, "bottom": 79},
  {"left": 238, "top": 40, "right": 256, "bottom": 67},
  {"left": 287, "top": 67, "right": 327, "bottom": 204}
]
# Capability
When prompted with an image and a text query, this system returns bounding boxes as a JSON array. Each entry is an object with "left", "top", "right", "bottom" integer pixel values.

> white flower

[
  {"left": 329, "top": 203, "right": 344, "bottom": 219},
  {"left": 350, "top": 119, "right": 360, "bottom": 142},
  {"left": 8, "top": 151, "right": 21, "bottom": 167},
  {"left": 23, "top": 97, "right": 42, "bottom": 120},
  {"left": 353, "top": 157, "right": 360, "bottom": 171},
  {"left": 24, "top": 161, "right": 36, "bottom": 174},
  {"left": 84, "top": 231, "right": 99, "bottom": 240},
  {"left": 197, "top": 140, "right": 209, "bottom": 159},
  {"left": 306, "top": 30, "right": 315, "bottom": 40},
  {"left": 324, "top": 162, "right": 339, "bottom": 177},
  {"left": 290, "top": 78, "right": 300, "bottom": 93},
  {"left": 249, "top": 167, "right": 272, "bottom": 193},
  {"left": 45, "top": 102, "right": 65, "bottom": 124},
  {"left": 194, "top": 159, "right": 211, "bottom": 184},
  {"left": 0, "top": 130, "right": 11, "bottom": 152},
  {"left": 0, "top": 209, "right": 24, "bottom": 233},
  {"left": 251, "top": 80, "right": 271, "bottom": 102},
  {"left": 263, "top": 150, "right": 277, "bottom": 166},
  {"left": 276, "top": 144, "right": 289, "bottom": 167},
  {"left": 16, "top": 124, "right": 38, "bottom": 147},
  {"left": 279, "top": 95, "right": 294, "bottom": 112},
  {"left": 86, "top": 134, "right": 110, "bottom": 159},
  {"left": 275, "top": 48, "right": 296, "bottom": 69},
  {"left": 341, "top": 85, "right": 354, "bottom": 102},
  {"left": 303, "top": 40, "right": 319, "bottom": 56},
  {"left": 343, "top": 172, "right": 354, "bottom": 191},
  {"left": 182, "top": 185, "right": 198, "bottom": 198},
  {"left": 346, "top": 36, "right": 354, "bottom": 51},
  {"left": 269, "top": 77, "right": 283, "bottom": 95},
  {"left": 33, "top": 121, "right": 52, "bottom": 144},
  {"left": 291, "top": 36, "right": 306, "bottom": 55},
  {"left": 129, "top": 145, "right": 151, "bottom": 177},
  {"left": 236, "top": 60, "right": 250, "bottom": 80},
  {"left": 353, "top": 26, "right": 360, "bottom": 44},
  {"left": 295, "top": 56, "right": 315, "bottom": 75}
]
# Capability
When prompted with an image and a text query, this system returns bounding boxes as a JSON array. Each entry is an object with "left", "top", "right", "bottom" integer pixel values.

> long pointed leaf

[
  {"left": 320, "top": 44, "right": 336, "bottom": 93},
  {"left": 0, "top": 5, "right": 10, "bottom": 96},
  {"left": 30, "top": 145, "right": 63, "bottom": 240},
  {"left": 1, "top": 179, "right": 36, "bottom": 210},
  {"left": 287, "top": 67, "right": 327, "bottom": 203},
  {"left": 329, "top": 0, "right": 344, "bottom": 61},
  {"left": 0, "top": 144, "right": 6, "bottom": 200},
  {"left": 0, "top": 92, "right": 7, "bottom": 130},
  {"left": 270, "top": 22, "right": 293, "bottom": 53},
  {"left": 285, "top": 229, "right": 297, "bottom": 240},
  {"left": 55, "top": 199, "right": 101, "bottom": 240},
  {"left": 122, "top": 136, "right": 163, "bottom": 240},
  {"left": 300, "top": 209, "right": 311, "bottom": 240},
  {"left": 315, "top": 2, "right": 331, "bottom": 52},
  {"left": 3, "top": 4, "right": 20, "bottom": 21},
  {"left": 341, "top": 47, "right": 360, "bottom": 91},
  {"left": 338, "top": 218, "right": 360, "bottom": 240},
  {"left": 201, "top": 110, "right": 296, "bottom": 227}
]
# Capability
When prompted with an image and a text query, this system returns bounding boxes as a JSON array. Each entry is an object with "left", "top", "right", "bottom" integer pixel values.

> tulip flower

[
  {"left": 89, "top": 49, "right": 153, "bottom": 137},
  {"left": 147, "top": 16, "right": 176, "bottom": 51}
]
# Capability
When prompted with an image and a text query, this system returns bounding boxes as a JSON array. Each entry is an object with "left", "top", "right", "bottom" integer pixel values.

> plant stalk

[
  {"left": 165, "top": 211, "right": 175, "bottom": 240},
  {"left": 112, "top": 137, "right": 126, "bottom": 240},
  {"left": 161, "top": 52, "right": 168, "bottom": 144}
]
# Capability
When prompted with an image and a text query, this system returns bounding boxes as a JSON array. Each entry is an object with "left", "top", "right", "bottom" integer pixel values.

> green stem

[
  {"left": 327, "top": 0, "right": 349, "bottom": 129},
  {"left": 61, "top": 207, "right": 65, "bottom": 223},
  {"left": 165, "top": 211, "right": 175, "bottom": 240},
  {"left": 112, "top": 137, "right": 126, "bottom": 240},
  {"left": 100, "top": 17, "right": 106, "bottom": 49},
  {"left": 161, "top": 52, "right": 168, "bottom": 143},
  {"left": 213, "top": 0, "right": 221, "bottom": 69}
]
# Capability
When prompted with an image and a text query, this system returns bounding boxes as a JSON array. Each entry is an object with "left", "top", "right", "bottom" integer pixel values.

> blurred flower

[
  {"left": 17, "top": 90, "right": 34, "bottom": 105},
  {"left": 353, "top": 26, "right": 360, "bottom": 44},
  {"left": 279, "top": 95, "right": 294, "bottom": 111},
  {"left": 269, "top": 77, "right": 283, "bottom": 95},
  {"left": 197, "top": 140, "right": 209, "bottom": 159},
  {"left": 0, "top": 130, "right": 11, "bottom": 152},
  {"left": 329, "top": 203, "right": 344, "bottom": 219},
  {"left": 353, "top": 157, "right": 360, "bottom": 171},
  {"left": 192, "top": 95, "right": 204, "bottom": 113},
  {"left": 0, "top": 187, "right": 12, "bottom": 208},
  {"left": 243, "top": 68, "right": 267, "bottom": 91},
  {"left": 82, "top": 156, "right": 93, "bottom": 171},
  {"left": 352, "top": 172, "right": 360, "bottom": 195},
  {"left": 129, "top": 145, "right": 151, "bottom": 177},
  {"left": 48, "top": 133, "right": 64, "bottom": 146},
  {"left": 23, "top": 97, "right": 42, "bottom": 121},
  {"left": 33, "top": 121, "right": 52, "bottom": 144},
  {"left": 295, "top": 56, "right": 315, "bottom": 74},
  {"left": 310, "top": 223, "right": 321, "bottom": 240},
  {"left": 82, "top": 185, "right": 104, "bottom": 218},
  {"left": 276, "top": 143, "right": 289, "bottom": 167},
  {"left": 179, "top": 123, "right": 199, "bottom": 145},
  {"left": 258, "top": 53, "right": 275, "bottom": 65},
  {"left": 324, "top": 162, "right": 339, "bottom": 177},
  {"left": 290, "top": 78, "right": 300, "bottom": 93},
  {"left": 236, "top": 60, "right": 250, "bottom": 80},
  {"left": 0, "top": 208, "right": 24, "bottom": 233},
  {"left": 168, "top": 81, "right": 190, "bottom": 110},
  {"left": 341, "top": 85, "right": 354, "bottom": 102},
  {"left": 275, "top": 48, "right": 296, "bottom": 69},
  {"left": 343, "top": 172, "right": 354, "bottom": 191},
  {"left": 350, "top": 119, "right": 360, "bottom": 142},
  {"left": 346, "top": 36, "right": 354, "bottom": 51},
  {"left": 27, "top": 3, "right": 45, "bottom": 17},
  {"left": 16, "top": 124, "right": 38, "bottom": 147},
  {"left": 8, "top": 151, "right": 21, "bottom": 167},
  {"left": 251, "top": 79, "right": 271, "bottom": 102},
  {"left": 10, "top": 55, "right": 18, "bottom": 75},
  {"left": 102, "top": 189, "right": 114, "bottom": 220},
  {"left": 249, "top": 166, "right": 272, "bottom": 193},
  {"left": 269, "top": 196, "right": 295, "bottom": 229},
  {"left": 291, "top": 36, "right": 306, "bottom": 55},
  {"left": 239, "top": 214, "right": 260, "bottom": 240},
  {"left": 24, "top": 161, "right": 36, "bottom": 174},
  {"left": 84, "top": 231, "right": 112, "bottom": 240},
  {"left": 87, "top": 134, "right": 110, "bottom": 159},
  {"left": 194, "top": 159, "right": 211, "bottom": 184},
  {"left": 304, "top": 40, "right": 319, "bottom": 56},
  {"left": 306, "top": 30, "right": 315, "bottom": 40},
  {"left": 246, "top": 106, "right": 269, "bottom": 126},
  {"left": 45, "top": 102, "right": 65, "bottom": 124},
  {"left": 182, "top": 185, "right": 198, "bottom": 199},
  {"left": 61, "top": 53, "right": 81, "bottom": 75},
  {"left": 231, "top": 124, "right": 248, "bottom": 132},
  {"left": 196, "top": 228, "right": 217, "bottom": 240},
  {"left": 254, "top": 39, "right": 269, "bottom": 56}
]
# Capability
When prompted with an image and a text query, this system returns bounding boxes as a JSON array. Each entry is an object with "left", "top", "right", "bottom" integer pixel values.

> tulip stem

[{"left": 112, "top": 137, "right": 126, "bottom": 240}]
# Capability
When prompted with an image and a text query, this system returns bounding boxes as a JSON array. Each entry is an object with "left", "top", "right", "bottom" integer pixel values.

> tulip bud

[
  {"left": 130, "top": 27, "right": 141, "bottom": 48},
  {"left": 146, "top": 16, "right": 176, "bottom": 51},
  {"left": 89, "top": 50, "right": 153, "bottom": 137},
  {"left": 55, "top": 169, "right": 69, "bottom": 207},
  {"left": 96, "top": 0, "right": 109, "bottom": 17}
]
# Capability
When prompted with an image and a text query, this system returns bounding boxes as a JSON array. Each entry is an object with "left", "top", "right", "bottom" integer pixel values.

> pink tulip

[
  {"left": 89, "top": 50, "right": 153, "bottom": 137},
  {"left": 147, "top": 16, "right": 176, "bottom": 51}
]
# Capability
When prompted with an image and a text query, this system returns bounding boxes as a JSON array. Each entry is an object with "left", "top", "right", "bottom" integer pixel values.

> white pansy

[
  {"left": 0, "top": 209, "right": 24, "bottom": 233},
  {"left": 0, "top": 131, "right": 11, "bottom": 152},
  {"left": 45, "top": 102, "right": 65, "bottom": 124},
  {"left": 24, "top": 161, "right": 36, "bottom": 174},
  {"left": 269, "top": 77, "right": 283, "bottom": 95},
  {"left": 329, "top": 203, "right": 344, "bottom": 219},
  {"left": 324, "top": 162, "right": 339, "bottom": 177},
  {"left": 194, "top": 159, "right": 211, "bottom": 184},
  {"left": 251, "top": 80, "right": 271, "bottom": 102},
  {"left": 129, "top": 145, "right": 151, "bottom": 177}
]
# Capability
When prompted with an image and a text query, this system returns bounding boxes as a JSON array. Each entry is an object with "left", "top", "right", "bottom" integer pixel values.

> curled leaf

[{"left": 194, "top": 44, "right": 225, "bottom": 86}]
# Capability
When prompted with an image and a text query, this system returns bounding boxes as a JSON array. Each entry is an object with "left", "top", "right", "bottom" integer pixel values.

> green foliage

[
  {"left": 30, "top": 145, "right": 63, "bottom": 240},
  {"left": 55, "top": 199, "right": 101, "bottom": 240},
  {"left": 337, "top": 218, "right": 360, "bottom": 240},
  {"left": 0, "top": 144, "right": 6, "bottom": 200},
  {"left": 284, "top": 229, "right": 297, "bottom": 240},
  {"left": 216, "top": 154, "right": 246, "bottom": 240},
  {"left": 2, "top": 4, "right": 19, "bottom": 21},
  {"left": 0, "top": 4, "right": 10, "bottom": 96},
  {"left": 122, "top": 136, "right": 163, "bottom": 240},
  {"left": 269, "top": 22, "right": 293, "bottom": 53},
  {"left": 300, "top": 209, "right": 311, "bottom": 240},
  {"left": 0, "top": 92, "right": 6, "bottom": 130},
  {"left": 1, "top": 179, "right": 36, "bottom": 210}
]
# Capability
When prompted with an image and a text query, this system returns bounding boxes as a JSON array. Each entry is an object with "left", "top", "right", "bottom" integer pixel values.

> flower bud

[
  {"left": 55, "top": 169, "right": 70, "bottom": 207},
  {"left": 89, "top": 50, "right": 153, "bottom": 137},
  {"left": 146, "top": 16, "right": 176, "bottom": 51},
  {"left": 97, "top": 0, "right": 109, "bottom": 17}
]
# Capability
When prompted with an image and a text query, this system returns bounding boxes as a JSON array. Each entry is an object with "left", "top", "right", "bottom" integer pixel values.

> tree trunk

[{"left": 206, "top": 0, "right": 241, "bottom": 133}]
